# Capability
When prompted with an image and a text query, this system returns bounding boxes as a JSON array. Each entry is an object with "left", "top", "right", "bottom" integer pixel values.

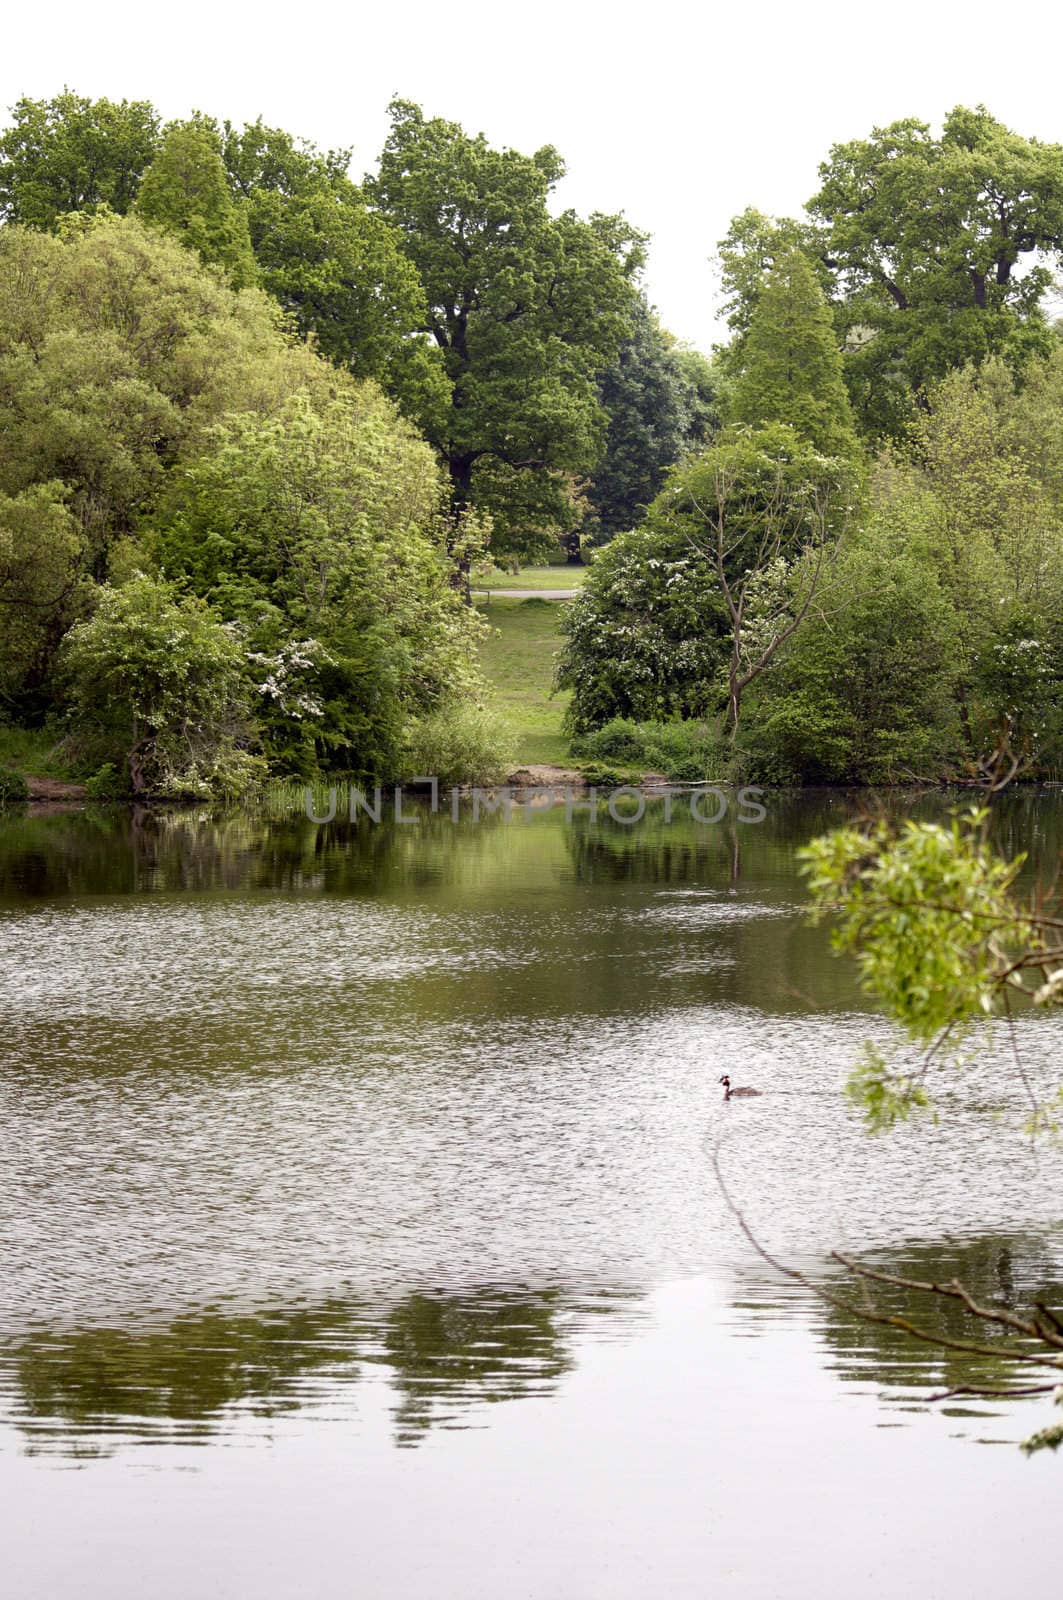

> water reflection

[
  {"left": 2, "top": 1285, "right": 644, "bottom": 1458},
  {"left": 810, "top": 1231, "right": 1063, "bottom": 1406},
  {"left": 6, "top": 1228, "right": 1060, "bottom": 1462},
  {"left": 733, "top": 1227, "right": 1063, "bottom": 1424},
  {"left": 1, "top": 786, "right": 1060, "bottom": 903}
]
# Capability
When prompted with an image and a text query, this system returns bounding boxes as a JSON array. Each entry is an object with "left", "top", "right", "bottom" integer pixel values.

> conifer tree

[
  {"left": 730, "top": 250, "right": 857, "bottom": 456},
  {"left": 135, "top": 121, "right": 257, "bottom": 289}
]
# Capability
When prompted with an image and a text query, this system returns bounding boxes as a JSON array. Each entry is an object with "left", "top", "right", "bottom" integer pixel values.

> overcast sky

[{"left": 5, "top": 0, "right": 1063, "bottom": 350}]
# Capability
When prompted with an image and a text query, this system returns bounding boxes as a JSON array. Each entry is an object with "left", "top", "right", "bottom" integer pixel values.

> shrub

[
  {"left": 62, "top": 573, "right": 262, "bottom": 800},
  {"left": 0, "top": 767, "right": 29, "bottom": 806},
  {"left": 556, "top": 526, "right": 730, "bottom": 732},
  {"left": 572, "top": 717, "right": 726, "bottom": 782},
  {"left": 83, "top": 762, "right": 127, "bottom": 800},
  {"left": 400, "top": 704, "right": 514, "bottom": 787}
]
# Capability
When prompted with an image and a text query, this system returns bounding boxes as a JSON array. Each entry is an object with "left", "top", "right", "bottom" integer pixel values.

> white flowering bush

[
  {"left": 556, "top": 526, "right": 730, "bottom": 732},
  {"left": 62, "top": 573, "right": 264, "bottom": 798}
]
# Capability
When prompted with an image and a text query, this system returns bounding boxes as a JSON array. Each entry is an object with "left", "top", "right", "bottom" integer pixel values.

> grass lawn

[
  {"left": 475, "top": 565, "right": 588, "bottom": 592},
  {"left": 475, "top": 596, "right": 573, "bottom": 767}
]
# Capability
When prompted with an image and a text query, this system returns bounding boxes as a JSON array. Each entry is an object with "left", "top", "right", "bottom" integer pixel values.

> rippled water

[{"left": 1, "top": 791, "right": 1061, "bottom": 1597}]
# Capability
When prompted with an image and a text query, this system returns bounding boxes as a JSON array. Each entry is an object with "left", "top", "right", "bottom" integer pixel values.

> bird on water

[{"left": 719, "top": 1074, "right": 761, "bottom": 1100}]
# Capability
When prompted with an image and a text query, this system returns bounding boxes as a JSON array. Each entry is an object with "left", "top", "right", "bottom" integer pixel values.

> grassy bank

[
  {"left": 0, "top": 725, "right": 73, "bottom": 780},
  {"left": 475, "top": 596, "right": 572, "bottom": 767}
]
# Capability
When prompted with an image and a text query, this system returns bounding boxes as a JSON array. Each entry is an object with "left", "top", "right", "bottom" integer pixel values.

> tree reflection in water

[
  {"left": 732, "top": 1229, "right": 1063, "bottom": 1440},
  {"left": 3, "top": 1286, "right": 641, "bottom": 1458}
]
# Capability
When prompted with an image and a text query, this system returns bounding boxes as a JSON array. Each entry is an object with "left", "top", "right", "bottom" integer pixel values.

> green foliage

[
  {"left": 556, "top": 524, "right": 730, "bottom": 732},
  {"left": 153, "top": 391, "right": 483, "bottom": 778},
  {"left": 585, "top": 292, "right": 720, "bottom": 542},
  {"left": 83, "top": 762, "right": 125, "bottom": 799},
  {"left": 742, "top": 521, "right": 962, "bottom": 783},
  {"left": 0, "top": 90, "right": 160, "bottom": 228},
  {"left": 0, "top": 212, "right": 362, "bottom": 702},
  {"left": 370, "top": 99, "right": 645, "bottom": 559},
  {"left": 884, "top": 358, "right": 1063, "bottom": 774},
  {"left": 400, "top": 704, "right": 514, "bottom": 786},
  {"left": 717, "top": 208, "right": 831, "bottom": 346},
  {"left": 0, "top": 482, "right": 84, "bottom": 717},
  {"left": 652, "top": 424, "right": 861, "bottom": 733},
  {"left": 62, "top": 573, "right": 261, "bottom": 798},
  {"left": 730, "top": 250, "right": 859, "bottom": 456},
  {"left": 222, "top": 119, "right": 446, "bottom": 423},
  {"left": 571, "top": 717, "right": 723, "bottom": 781},
  {"left": 808, "top": 107, "right": 1063, "bottom": 437},
  {"left": 135, "top": 120, "right": 258, "bottom": 288},
  {"left": 0, "top": 766, "right": 29, "bottom": 806},
  {"left": 800, "top": 810, "right": 1029, "bottom": 1126}
]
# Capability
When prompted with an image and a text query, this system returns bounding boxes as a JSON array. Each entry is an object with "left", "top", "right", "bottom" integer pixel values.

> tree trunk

[{"left": 560, "top": 530, "right": 583, "bottom": 565}]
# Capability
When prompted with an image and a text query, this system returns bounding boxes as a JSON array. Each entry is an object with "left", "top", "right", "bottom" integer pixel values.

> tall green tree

[
  {"left": 809, "top": 106, "right": 1063, "bottom": 436},
  {"left": 651, "top": 424, "right": 859, "bottom": 735},
  {"left": 0, "top": 90, "right": 160, "bottom": 228},
  {"left": 0, "top": 212, "right": 364, "bottom": 704},
  {"left": 152, "top": 391, "right": 483, "bottom": 777},
  {"left": 730, "top": 249, "right": 858, "bottom": 456},
  {"left": 585, "top": 292, "right": 720, "bottom": 544},
  {"left": 135, "top": 120, "right": 258, "bottom": 288},
  {"left": 370, "top": 99, "right": 644, "bottom": 562}
]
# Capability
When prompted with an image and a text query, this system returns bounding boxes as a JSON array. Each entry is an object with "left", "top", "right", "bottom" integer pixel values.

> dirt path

[
  {"left": 505, "top": 764, "right": 586, "bottom": 788},
  {"left": 477, "top": 588, "right": 580, "bottom": 600},
  {"left": 26, "top": 776, "right": 87, "bottom": 802}
]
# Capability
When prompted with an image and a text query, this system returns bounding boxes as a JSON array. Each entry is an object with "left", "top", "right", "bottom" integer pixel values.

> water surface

[{"left": 1, "top": 792, "right": 1061, "bottom": 1596}]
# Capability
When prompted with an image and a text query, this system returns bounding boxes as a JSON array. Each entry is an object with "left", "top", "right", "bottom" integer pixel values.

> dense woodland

[{"left": 1, "top": 92, "right": 1062, "bottom": 794}]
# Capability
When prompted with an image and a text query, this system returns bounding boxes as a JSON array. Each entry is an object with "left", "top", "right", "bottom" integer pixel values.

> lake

[{"left": 1, "top": 789, "right": 1061, "bottom": 1597}]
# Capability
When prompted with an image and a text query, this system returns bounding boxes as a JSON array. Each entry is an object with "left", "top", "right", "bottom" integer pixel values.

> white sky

[{"left": 5, "top": 0, "right": 1063, "bottom": 351}]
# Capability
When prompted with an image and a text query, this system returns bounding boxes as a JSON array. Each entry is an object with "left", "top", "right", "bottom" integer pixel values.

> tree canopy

[
  {"left": 370, "top": 98, "right": 645, "bottom": 560},
  {"left": 0, "top": 90, "right": 160, "bottom": 228},
  {"left": 809, "top": 107, "right": 1063, "bottom": 435},
  {"left": 0, "top": 212, "right": 485, "bottom": 787},
  {"left": 135, "top": 119, "right": 258, "bottom": 288},
  {"left": 220, "top": 118, "right": 446, "bottom": 422}
]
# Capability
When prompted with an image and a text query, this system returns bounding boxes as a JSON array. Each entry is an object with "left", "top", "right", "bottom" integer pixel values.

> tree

[
  {"left": 0, "top": 212, "right": 438, "bottom": 718},
  {"left": 0, "top": 90, "right": 160, "bottom": 228},
  {"left": 730, "top": 249, "right": 858, "bottom": 456},
  {"left": 717, "top": 207, "right": 830, "bottom": 348},
  {"left": 809, "top": 107, "right": 1063, "bottom": 436},
  {"left": 220, "top": 119, "right": 445, "bottom": 425},
  {"left": 135, "top": 120, "right": 257, "bottom": 288},
  {"left": 585, "top": 292, "right": 720, "bottom": 544},
  {"left": 0, "top": 483, "right": 84, "bottom": 717},
  {"left": 62, "top": 572, "right": 259, "bottom": 797},
  {"left": 0, "top": 216, "right": 288, "bottom": 639},
  {"left": 743, "top": 522, "right": 961, "bottom": 783},
  {"left": 654, "top": 425, "right": 858, "bottom": 735},
  {"left": 152, "top": 391, "right": 484, "bottom": 777},
  {"left": 370, "top": 99, "right": 644, "bottom": 563},
  {"left": 880, "top": 359, "right": 1063, "bottom": 776}
]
